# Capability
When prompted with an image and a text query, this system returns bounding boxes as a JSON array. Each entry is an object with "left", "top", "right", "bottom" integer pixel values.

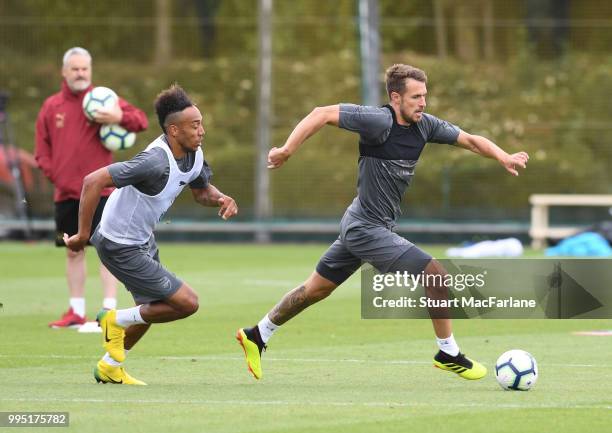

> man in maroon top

[{"left": 35, "top": 47, "right": 148, "bottom": 329}]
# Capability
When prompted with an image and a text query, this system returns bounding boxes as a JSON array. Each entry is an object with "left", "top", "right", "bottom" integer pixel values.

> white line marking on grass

[
  {"left": 1, "top": 397, "right": 611, "bottom": 410},
  {"left": 161, "top": 355, "right": 432, "bottom": 365},
  {"left": 0, "top": 354, "right": 92, "bottom": 360},
  {"left": 1, "top": 354, "right": 610, "bottom": 369}
]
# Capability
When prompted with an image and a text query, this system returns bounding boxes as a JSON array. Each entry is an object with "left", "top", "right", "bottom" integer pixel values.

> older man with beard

[{"left": 35, "top": 47, "right": 148, "bottom": 330}]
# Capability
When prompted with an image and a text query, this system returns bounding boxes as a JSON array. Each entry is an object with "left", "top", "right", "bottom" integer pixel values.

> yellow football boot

[
  {"left": 433, "top": 350, "right": 487, "bottom": 380},
  {"left": 96, "top": 309, "right": 125, "bottom": 363},
  {"left": 94, "top": 360, "right": 146, "bottom": 385},
  {"left": 236, "top": 327, "right": 266, "bottom": 380}
]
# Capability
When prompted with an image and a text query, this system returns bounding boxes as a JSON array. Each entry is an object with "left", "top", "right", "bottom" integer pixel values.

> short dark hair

[
  {"left": 154, "top": 84, "right": 193, "bottom": 133},
  {"left": 385, "top": 64, "right": 427, "bottom": 98}
]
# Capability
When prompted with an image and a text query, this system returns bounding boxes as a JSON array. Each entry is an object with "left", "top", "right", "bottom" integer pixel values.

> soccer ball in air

[
  {"left": 100, "top": 124, "right": 136, "bottom": 151},
  {"left": 82, "top": 86, "right": 118, "bottom": 121},
  {"left": 495, "top": 349, "right": 538, "bottom": 391}
]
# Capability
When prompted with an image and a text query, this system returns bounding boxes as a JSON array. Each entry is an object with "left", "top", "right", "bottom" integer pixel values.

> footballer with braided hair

[{"left": 64, "top": 84, "right": 238, "bottom": 385}]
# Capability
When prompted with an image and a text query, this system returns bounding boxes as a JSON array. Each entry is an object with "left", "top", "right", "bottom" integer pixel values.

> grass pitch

[{"left": 1, "top": 242, "right": 611, "bottom": 433}]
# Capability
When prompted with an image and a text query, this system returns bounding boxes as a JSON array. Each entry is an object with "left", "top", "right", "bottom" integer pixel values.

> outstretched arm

[
  {"left": 191, "top": 184, "right": 238, "bottom": 220},
  {"left": 455, "top": 131, "right": 529, "bottom": 176},
  {"left": 268, "top": 105, "right": 340, "bottom": 169},
  {"left": 64, "top": 167, "right": 115, "bottom": 251}
]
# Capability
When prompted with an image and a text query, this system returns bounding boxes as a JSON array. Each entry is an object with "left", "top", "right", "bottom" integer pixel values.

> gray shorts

[
  {"left": 316, "top": 213, "right": 432, "bottom": 285},
  {"left": 90, "top": 229, "right": 183, "bottom": 304}
]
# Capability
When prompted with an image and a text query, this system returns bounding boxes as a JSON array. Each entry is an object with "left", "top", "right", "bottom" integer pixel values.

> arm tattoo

[{"left": 268, "top": 285, "right": 311, "bottom": 325}]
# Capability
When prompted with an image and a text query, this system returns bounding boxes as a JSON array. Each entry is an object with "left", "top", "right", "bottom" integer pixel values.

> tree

[
  {"left": 154, "top": 0, "right": 172, "bottom": 66},
  {"left": 452, "top": 0, "right": 480, "bottom": 62}
]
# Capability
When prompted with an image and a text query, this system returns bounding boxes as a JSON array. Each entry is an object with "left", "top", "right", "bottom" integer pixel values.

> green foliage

[
  {"left": 273, "top": 0, "right": 356, "bottom": 58},
  {"left": 3, "top": 49, "right": 612, "bottom": 220},
  {"left": 1, "top": 1, "right": 611, "bottom": 221}
]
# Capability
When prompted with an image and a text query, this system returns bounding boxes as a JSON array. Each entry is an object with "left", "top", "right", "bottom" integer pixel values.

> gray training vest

[{"left": 98, "top": 136, "right": 203, "bottom": 245}]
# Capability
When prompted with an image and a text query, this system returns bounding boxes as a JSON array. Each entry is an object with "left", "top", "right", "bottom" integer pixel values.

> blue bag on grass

[{"left": 545, "top": 232, "right": 612, "bottom": 257}]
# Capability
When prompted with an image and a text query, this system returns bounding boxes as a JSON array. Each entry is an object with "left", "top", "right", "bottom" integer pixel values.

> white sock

[
  {"left": 102, "top": 352, "right": 122, "bottom": 367},
  {"left": 103, "top": 297, "right": 117, "bottom": 310},
  {"left": 115, "top": 306, "right": 147, "bottom": 328},
  {"left": 69, "top": 297, "right": 85, "bottom": 318},
  {"left": 257, "top": 314, "right": 279, "bottom": 344},
  {"left": 436, "top": 333, "right": 460, "bottom": 357}
]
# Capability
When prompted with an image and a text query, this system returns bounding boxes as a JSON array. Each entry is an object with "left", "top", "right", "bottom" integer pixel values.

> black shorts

[
  {"left": 315, "top": 213, "right": 432, "bottom": 286},
  {"left": 54, "top": 197, "right": 108, "bottom": 247},
  {"left": 91, "top": 229, "right": 183, "bottom": 304}
]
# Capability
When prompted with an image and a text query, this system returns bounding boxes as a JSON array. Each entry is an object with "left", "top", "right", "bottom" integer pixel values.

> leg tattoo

[{"left": 268, "top": 285, "right": 312, "bottom": 326}]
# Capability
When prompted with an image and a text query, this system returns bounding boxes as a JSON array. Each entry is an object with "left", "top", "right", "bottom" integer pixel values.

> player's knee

[
  {"left": 305, "top": 276, "right": 337, "bottom": 301},
  {"left": 424, "top": 259, "right": 447, "bottom": 277},
  {"left": 183, "top": 293, "right": 199, "bottom": 316},
  {"left": 422, "top": 259, "right": 450, "bottom": 296},
  {"left": 174, "top": 284, "right": 199, "bottom": 317}
]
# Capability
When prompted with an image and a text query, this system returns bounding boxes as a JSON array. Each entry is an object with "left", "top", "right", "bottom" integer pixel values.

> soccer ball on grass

[{"left": 495, "top": 349, "right": 538, "bottom": 391}]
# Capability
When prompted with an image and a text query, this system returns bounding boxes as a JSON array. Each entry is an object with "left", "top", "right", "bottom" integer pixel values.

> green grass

[{"left": 1, "top": 242, "right": 611, "bottom": 433}]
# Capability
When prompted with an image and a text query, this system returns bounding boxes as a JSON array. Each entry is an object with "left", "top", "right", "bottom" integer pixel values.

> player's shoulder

[
  {"left": 414, "top": 112, "right": 438, "bottom": 139},
  {"left": 126, "top": 141, "right": 167, "bottom": 166},
  {"left": 339, "top": 103, "right": 393, "bottom": 130},
  {"left": 142, "top": 144, "right": 169, "bottom": 163},
  {"left": 113, "top": 145, "right": 169, "bottom": 180},
  {"left": 416, "top": 112, "right": 461, "bottom": 143},
  {"left": 340, "top": 103, "right": 392, "bottom": 117},
  {"left": 417, "top": 112, "right": 447, "bottom": 130},
  {"left": 420, "top": 112, "right": 443, "bottom": 123}
]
